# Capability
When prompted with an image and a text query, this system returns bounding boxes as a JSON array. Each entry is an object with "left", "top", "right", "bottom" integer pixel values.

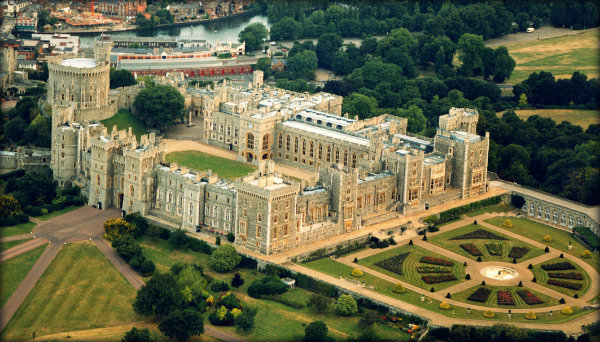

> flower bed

[
  {"left": 485, "top": 243, "right": 503, "bottom": 256},
  {"left": 516, "top": 289, "right": 544, "bottom": 305},
  {"left": 421, "top": 274, "right": 457, "bottom": 284},
  {"left": 541, "top": 261, "right": 576, "bottom": 271},
  {"left": 460, "top": 243, "right": 483, "bottom": 256},
  {"left": 497, "top": 290, "right": 515, "bottom": 305},
  {"left": 547, "top": 279, "right": 582, "bottom": 290},
  {"left": 450, "top": 229, "right": 508, "bottom": 240},
  {"left": 508, "top": 246, "right": 529, "bottom": 259},
  {"left": 419, "top": 256, "right": 453, "bottom": 267},
  {"left": 467, "top": 287, "right": 492, "bottom": 302},
  {"left": 374, "top": 252, "right": 410, "bottom": 275},
  {"left": 416, "top": 265, "right": 452, "bottom": 273},
  {"left": 548, "top": 272, "right": 584, "bottom": 280}
]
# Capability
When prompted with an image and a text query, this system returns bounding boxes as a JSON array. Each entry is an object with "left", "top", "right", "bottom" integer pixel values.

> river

[{"left": 77, "top": 14, "right": 270, "bottom": 48}]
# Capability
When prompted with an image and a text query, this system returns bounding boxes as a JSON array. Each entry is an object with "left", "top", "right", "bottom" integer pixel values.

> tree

[
  {"left": 518, "top": 93, "right": 528, "bottom": 107},
  {"left": 331, "top": 51, "right": 352, "bottom": 76},
  {"left": 133, "top": 85, "right": 184, "bottom": 131},
  {"left": 110, "top": 69, "right": 137, "bottom": 89},
  {"left": 457, "top": 33, "right": 485, "bottom": 77},
  {"left": 398, "top": 105, "right": 427, "bottom": 133},
  {"left": 269, "top": 17, "right": 302, "bottom": 41},
  {"left": 334, "top": 294, "right": 357, "bottom": 316},
  {"left": 8, "top": 171, "right": 56, "bottom": 207},
  {"left": 511, "top": 194, "right": 525, "bottom": 209},
  {"left": 104, "top": 218, "right": 135, "bottom": 241},
  {"left": 231, "top": 273, "right": 244, "bottom": 288},
  {"left": 359, "top": 310, "right": 379, "bottom": 327},
  {"left": 316, "top": 33, "right": 343, "bottom": 69},
  {"left": 492, "top": 46, "right": 516, "bottom": 82},
  {"left": 252, "top": 57, "right": 272, "bottom": 78},
  {"left": 25, "top": 114, "right": 52, "bottom": 148},
  {"left": 122, "top": 327, "right": 154, "bottom": 342},
  {"left": 238, "top": 22, "right": 268, "bottom": 51},
  {"left": 305, "top": 321, "right": 328, "bottom": 342},
  {"left": 307, "top": 293, "right": 332, "bottom": 313},
  {"left": 158, "top": 308, "right": 204, "bottom": 342},
  {"left": 235, "top": 305, "right": 257, "bottom": 332},
  {"left": 133, "top": 273, "right": 184, "bottom": 317},
  {"left": 168, "top": 229, "right": 189, "bottom": 249},
  {"left": 342, "top": 93, "right": 378, "bottom": 119},
  {"left": 209, "top": 244, "right": 242, "bottom": 272},
  {"left": 0, "top": 195, "right": 22, "bottom": 219},
  {"left": 286, "top": 50, "right": 318, "bottom": 79},
  {"left": 376, "top": 28, "right": 418, "bottom": 60},
  {"left": 2, "top": 117, "right": 28, "bottom": 144}
]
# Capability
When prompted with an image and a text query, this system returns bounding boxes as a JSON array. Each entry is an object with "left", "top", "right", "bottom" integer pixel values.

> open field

[
  {"left": 0, "top": 222, "right": 36, "bottom": 238},
  {"left": 452, "top": 284, "right": 559, "bottom": 309},
  {"left": 532, "top": 257, "right": 591, "bottom": 297},
  {"left": 165, "top": 150, "right": 256, "bottom": 180},
  {"left": 0, "top": 245, "right": 46, "bottom": 308},
  {"left": 0, "top": 241, "right": 141, "bottom": 341},
  {"left": 485, "top": 217, "right": 600, "bottom": 269},
  {"left": 359, "top": 244, "right": 466, "bottom": 291},
  {"left": 37, "top": 205, "right": 82, "bottom": 221},
  {"left": 498, "top": 109, "right": 600, "bottom": 129},
  {"left": 428, "top": 224, "right": 544, "bottom": 263},
  {"left": 100, "top": 109, "right": 149, "bottom": 138},
  {"left": 0, "top": 238, "right": 30, "bottom": 252},
  {"left": 502, "top": 28, "right": 600, "bottom": 84}
]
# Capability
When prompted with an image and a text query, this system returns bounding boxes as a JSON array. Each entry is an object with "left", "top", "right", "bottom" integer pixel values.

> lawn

[
  {"left": 0, "top": 221, "right": 36, "bottom": 238},
  {"left": 165, "top": 150, "right": 256, "bottom": 180},
  {"left": 466, "top": 203, "right": 516, "bottom": 217},
  {"left": 359, "top": 244, "right": 466, "bottom": 291},
  {"left": 532, "top": 257, "right": 591, "bottom": 298},
  {"left": 452, "top": 284, "right": 559, "bottom": 309},
  {"left": 0, "top": 238, "right": 31, "bottom": 252},
  {"left": 485, "top": 216, "right": 600, "bottom": 269},
  {"left": 100, "top": 109, "right": 149, "bottom": 139},
  {"left": 0, "top": 241, "right": 142, "bottom": 341},
  {"left": 299, "top": 257, "right": 593, "bottom": 323},
  {"left": 428, "top": 224, "right": 544, "bottom": 263},
  {"left": 503, "top": 29, "right": 600, "bottom": 84},
  {"left": 497, "top": 109, "right": 600, "bottom": 129},
  {"left": 0, "top": 244, "right": 46, "bottom": 308},
  {"left": 37, "top": 205, "right": 82, "bottom": 221}
]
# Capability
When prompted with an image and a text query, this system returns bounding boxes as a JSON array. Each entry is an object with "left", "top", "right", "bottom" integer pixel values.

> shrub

[
  {"left": 483, "top": 310, "right": 494, "bottom": 318},
  {"left": 422, "top": 234, "right": 428, "bottom": 241},
  {"left": 465, "top": 274, "right": 471, "bottom": 280},
  {"left": 430, "top": 287, "right": 435, "bottom": 292},
  {"left": 451, "top": 229, "right": 507, "bottom": 240},
  {"left": 335, "top": 294, "right": 358, "bottom": 316},
  {"left": 227, "top": 232, "right": 235, "bottom": 243},
  {"left": 477, "top": 256, "right": 482, "bottom": 262},
  {"left": 392, "top": 283, "right": 405, "bottom": 293},
  {"left": 467, "top": 287, "right": 491, "bottom": 302},
  {"left": 389, "top": 237, "right": 397, "bottom": 245},
  {"left": 574, "top": 226, "right": 600, "bottom": 250},
  {"left": 210, "top": 245, "right": 242, "bottom": 272},
  {"left": 503, "top": 219, "right": 513, "bottom": 228},
  {"left": 231, "top": 273, "right": 244, "bottom": 288},
  {"left": 512, "top": 257, "right": 517, "bottom": 264},
  {"left": 353, "top": 257, "right": 358, "bottom": 263},
  {"left": 373, "top": 252, "right": 410, "bottom": 275},
  {"left": 236, "top": 305, "right": 258, "bottom": 332},
  {"left": 559, "top": 298, "right": 565, "bottom": 304},
  {"left": 216, "top": 236, "right": 221, "bottom": 245},
  {"left": 481, "top": 281, "right": 486, "bottom": 286},
  {"left": 305, "top": 321, "right": 328, "bottom": 342},
  {"left": 562, "top": 306, "right": 573, "bottom": 315},
  {"left": 168, "top": 229, "right": 189, "bottom": 249},
  {"left": 308, "top": 293, "right": 332, "bottom": 313},
  {"left": 103, "top": 218, "right": 135, "bottom": 241},
  {"left": 122, "top": 327, "right": 153, "bottom": 342},
  {"left": 526, "top": 311, "right": 537, "bottom": 320},
  {"left": 544, "top": 246, "right": 550, "bottom": 252},
  {"left": 446, "top": 292, "right": 451, "bottom": 299},
  {"left": 140, "top": 259, "right": 156, "bottom": 276},
  {"left": 359, "top": 310, "right": 379, "bottom": 327},
  {"left": 548, "top": 279, "right": 582, "bottom": 290},
  {"left": 548, "top": 272, "right": 583, "bottom": 280},
  {"left": 351, "top": 268, "right": 363, "bottom": 277},
  {"left": 543, "top": 235, "right": 553, "bottom": 242},
  {"left": 159, "top": 228, "right": 172, "bottom": 240},
  {"left": 508, "top": 247, "right": 530, "bottom": 259},
  {"left": 528, "top": 264, "right": 533, "bottom": 269},
  {"left": 408, "top": 239, "right": 413, "bottom": 245},
  {"left": 581, "top": 250, "right": 592, "bottom": 258},
  {"left": 247, "top": 276, "right": 288, "bottom": 298},
  {"left": 541, "top": 261, "right": 575, "bottom": 271},
  {"left": 518, "top": 281, "right": 523, "bottom": 287},
  {"left": 211, "top": 281, "right": 230, "bottom": 292},
  {"left": 428, "top": 226, "right": 439, "bottom": 232},
  {"left": 220, "top": 292, "right": 241, "bottom": 310},
  {"left": 440, "top": 302, "right": 451, "bottom": 310},
  {"left": 421, "top": 274, "right": 457, "bottom": 284}
]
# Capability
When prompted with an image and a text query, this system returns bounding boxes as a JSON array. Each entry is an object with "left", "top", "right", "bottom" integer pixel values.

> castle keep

[{"left": 50, "top": 40, "right": 490, "bottom": 255}]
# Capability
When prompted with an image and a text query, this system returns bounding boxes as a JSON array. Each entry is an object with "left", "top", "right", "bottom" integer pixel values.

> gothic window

[
  {"left": 273, "top": 215, "right": 279, "bottom": 224},
  {"left": 257, "top": 214, "right": 262, "bottom": 222},
  {"left": 167, "top": 191, "right": 173, "bottom": 203},
  {"left": 553, "top": 211, "right": 558, "bottom": 223},
  {"left": 343, "top": 151, "right": 348, "bottom": 166},
  {"left": 283, "top": 224, "right": 288, "bottom": 236},
  {"left": 178, "top": 195, "right": 182, "bottom": 206},
  {"left": 351, "top": 152, "right": 357, "bottom": 168},
  {"left": 246, "top": 132, "right": 254, "bottom": 149},
  {"left": 576, "top": 218, "right": 582, "bottom": 227},
  {"left": 568, "top": 216, "right": 574, "bottom": 228},
  {"left": 286, "top": 135, "right": 290, "bottom": 151},
  {"left": 529, "top": 204, "right": 534, "bottom": 216},
  {"left": 309, "top": 141, "right": 314, "bottom": 158},
  {"left": 537, "top": 206, "right": 542, "bottom": 218},
  {"left": 130, "top": 185, "right": 135, "bottom": 197},
  {"left": 273, "top": 226, "right": 278, "bottom": 239},
  {"left": 302, "top": 139, "right": 306, "bottom": 155},
  {"left": 335, "top": 149, "right": 340, "bottom": 164},
  {"left": 326, "top": 146, "right": 331, "bottom": 162},
  {"left": 285, "top": 212, "right": 289, "bottom": 220},
  {"left": 294, "top": 138, "right": 298, "bottom": 153},
  {"left": 262, "top": 134, "right": 270, "bottom": 150},
  {"left": 96, "top": 174, "right": 100, "bottom": 185},
  {"left": 318, "top": 144, "right": 323, "bottom": 160},
  {"left": 70, "top": 94, "right": 74, "bottom": 101},
  {"left": 278, "top": 133, "right": 283, "bottom": 149},
  {"left": 560, "top": 213, "right": 566, "bottom": 226}
]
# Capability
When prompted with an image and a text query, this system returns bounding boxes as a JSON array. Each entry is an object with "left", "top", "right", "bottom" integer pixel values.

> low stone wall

[{"left": 292, "top": 234, "right": 372, "bottom": 263}]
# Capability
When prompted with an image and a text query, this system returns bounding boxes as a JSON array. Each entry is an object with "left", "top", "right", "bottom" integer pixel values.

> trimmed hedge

[
  {"left": 573, "top": 226, "right": 600, "bottom": 250},
  {"left": 430, "top": 196, "right": 503, "bottom": 225}
]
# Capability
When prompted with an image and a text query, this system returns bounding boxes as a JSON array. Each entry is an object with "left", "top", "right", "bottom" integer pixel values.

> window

[
  {"left": 318, "top": 144, "right": 323, "bottom": 160},
  {"left": 560, "top": 213, "right": 566, "bottom": 226},
  {"left": 205, "top": 204, "right": 210, "bottom": 215},
  {"left": 243, "top": 208, "right": 247, "bottom": 216},
  {"left": 537, "top": 206, "right": 542, "bottom": 218},
  {"left": 178, "top": 195, "right": 182, "bottom": 206},
  {"left": 239, "top": 221, "right": 246, "bottom": 235},
  {"left": 351, "top": 153, "right": 357, "bottom": 168},
  {"left": 286, "top": 135, "right": 290, "bottom": 151},
  {"left": 219, "top": 123, "right": 223, "bottom": 133},
  {"left": 273, "top": 226, "right": 278, "bottom": 239},
  {"left": 278, "top": 134, "right": 283, "bottom": 149},
  {"left": 568, "top": 216, "right": 574, "bottom": 228},
  {"left": 553, "top": 211, "right": 558, "bottom": 223},
  {"left": 408, "top": 189, "right": 419, "bottom": 201},
  {"left": 273, "top": 215, "right": 278, "bottom": 223},
  {"left": 214, "top": 205, "right": 219, "bottom": 218},
  {"left": 529, "top": 204, "right": 534, "bottom": 216},
  {"left": 70, "top": 94, "right": 74, "bottom": 101},
  {"left": 262, "top": 134, "right": 269, "bottom": 150},
  {"left": 130, "top": 185, "right": 135, "bottom": 197},
  {"left": 257, "top": 214, "right": 262, "bottom": 222},
  {"left": 378, "top": 192, "right": 386, "bottom": 205},
  {"left": 343, "top": 151, "right": 348, "bottom": 166},
  {"left": 189, "top": 203, "right": 193, "bottom": 215},
  {"left": 285, "top": 212, "right": 289, "bottom": 220},
  {"left": 545, "top": 208, "right": 550, "bottom": 220},
  {"left": 302, "top": 139, "right": 306, "bottom": 155},
  {"left": 234, "top": 128, "right": 238, "bottom": 137},
  {"left": 283, "top": 224, "right": 288, "bottom": 236},
  {"left": 96, "top": 174, "right": 100, "bottom": 186},
  {"left": 167, "top": 191, "right": 173, "bottom": 203},
  {"left": 211, "top": 122, "right": 216, "bottom": 131},
  {"left": 326, "top": 146, "right": 331, "bottom": 162},
  {"left": 225, "top": 208, "right": 231, "bottom": 221},
  {"left": 576, "top": 218, "right": 582, "bottom": 227},
  {"left": 227, "top": 125, "right": 231, "bottom": 135},
  {"left": 309, "top": 141, "right": 314, "bottom": 158},
  {"left": 294, "top": 138, "right": 298, "bottom": 153},
  {"left": 335, "top": 149, "right": 340, "bottom": 164},
  {"left": 246, "top": 132, "right": 254, "bottom": 149},
  {"left": 256, "top": 225, "right": 261, "bottom": 238}
]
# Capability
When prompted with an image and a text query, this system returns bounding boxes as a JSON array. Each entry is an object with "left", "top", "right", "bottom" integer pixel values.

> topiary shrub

[
  {"left": 481, "top": 281, "right": 486, "bottom": 286},
  {"left": 477, "top": 256, "right": 482, "bottom": 262},
  {"left": 392, "top": 283, "right": 405, "bottom": 293},
  {"left": 351, "top": 268, "right": 363, "bottom": 277},
  {"left": 439, "top": 302, "right": 451, "bottom": 310},
  {"left": 503, "top": 219, "right": 513, "bottom": 228},
  {"left": 561, "top": 306, "right": 573, "bottom": 315},
  {"left": 422, "top": 234, "right": 428, "bottom": 241},
  {"left": 581, "top": 250, "right": 592, "bottom": 258},
  {"left": 543, "top": 235, "right": 553, "bottom": 242},
  {"left": 446, "top": 292, "right": 451, "bottom": 299},
  {"left": 544, "top": 246, "right": 550, "bottom": 253},
  {"left": 526, "top": 311, "right": 537, "bottom": 320},
  {"left": 335, "top": 295, "right": 358, "bottom": 316},
  {"left": 574, "top": 293, "right": 579, "bottom": 299},
  {"left": 483, "top": 310, "right": 494, "bottom": 318},
  {"left": 518, "top": 281, "right": 522, "bottom": 287},
  {"left": 465, "top": 274, "right": 471, "bottom": 280},
  {"left": 560, "top": 253, "right": 564, "bottom": 258},
  {"left": 559, "top": 298, "right": 565, "bottom": 304},
  {"left": 512, "top": 257, "right": 517, "bottom": 264},
  {"left": 353, "top": 257, "right": 358, "bottom": 263},
  {"left": 532, "top": 277, "right": 537, "bottom": 282},
  {"left": 227, "top": 232, "right": 235, "bottom": 243},
  {"left": 408, "top": 240, "right": 413, "bottom": 245},
  {"left": 430, "top": 287, "right": 435, "bottom": 292},
  {"left": 463, "top": 261, "right": 467, "bottom": 266},
  {"left": 528, "top": 264, "right": 533, "bottom": 269}
]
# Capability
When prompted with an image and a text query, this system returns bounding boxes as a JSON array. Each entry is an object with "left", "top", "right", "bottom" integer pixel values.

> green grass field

[
  {"left": 0, "top": 244, "right": 46, "bottom": 308},
  {"left": 428, "top": 224, "right": 544, "bottom": 263},
  {"left": 532, "top": 257, "right": 591, "bottom": 297},
  {"left": 37, "top": 205, "right": 82, "bottom": 221},
  {"left": 0, "top": 238, "right": 31, "bottom": 252},
  {"left": 0, "top": 241, "right": 141, "bottom": 341},
  {"left": 359, "top": 244, "right": 466, "bottom": 291},
  {"left": 466, "top": 203, "right": 516, "bottom": 217},
  {"left": 0, "top": 222, "right": 36, "bottom": 238},
  {"left": 485, "top": 217, "right": 600, "bottom": 269},
  {"left": 165, "top": 151, "right": 256, "bottom": 180},
  {"left": 498, "top": 109, "right": 600, "bottom": 129},
  {"left": 452, "top": 284, "right": 559, "bottom": 309},
  {"left": 100, "top": 109, "right": 149, "bottom": 139}
]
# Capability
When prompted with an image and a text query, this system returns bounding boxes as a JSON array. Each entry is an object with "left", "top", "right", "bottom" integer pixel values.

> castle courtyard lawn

[
  {"left": 0, "top": 238, "right": 31, "bottom": 252},
  {"left": 532, "top": 257, "right": 592, "bottom": 298},
  {"left": 165, "top": 150, "right": 256, "bottom": 180},
  {"left": 359, "top": 244, "right": 466, "bottom": 291},
  {"left": 466, "top": 203, "right": 516, "bottom": 217},
  {"left": 428, "top": 224, "right": 544, "bottom": 263},
  {"left": 37, "top": 205, "right": 82, "bottom": 221},
  {"left": 485, "top": 217, "right": 600, "bottom": 269},
  {"left": 0, "top": 221, "right": 36, "bottom": 238},
  {"left": 100, "top": 109, "right": 149, "bottom": 139},
  {"left": 0, "top": 241, "right": 142, "bottom": 341},
  {"left": 452, "top": 284, "right": 559, "bottom": 309},
  {"left": 0, "top": 244, "right": 46, "bottom": 308}
]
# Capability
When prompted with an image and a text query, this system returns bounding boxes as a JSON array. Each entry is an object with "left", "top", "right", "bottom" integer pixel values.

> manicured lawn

[
  {"left": 359, "top": 245, "right": 466, "bottom": 291},
  {"left": 165, "top": 151, "right": 256, "bottom": 180},
  {"left": 299, "top": 257, "right": 593, "bottom": 323},
  {"left": 37, "top": 205, "right": 82, "bottom": 221},
  {"left": 485, "top": 216, "right": 600, "bottom": 269},
  {"left": 100, "top": 109, "right": 149, "bottom": 139},
  {"left": 428, "top": 224, "right": 544, "bottom": 263},
  {"left": 452, "top": 284, "right": 559, "bottom": 309},
  {"left": 138, "top": 235, "right": 212, "bottom": 274},
  {"left": 0, "top": 238, "right": 31, "bottom": 252},
  {"left": 0, "top": 241, "right": 142, "bottom": 341},
  {"left": 466, "top": 203, "right": 516, "bottom": 217},
  {"left": 0, "top": 222, "right": 36, "bottom": 238},
  {"left": 498, "top": 109, "right": 600, "bottom": 130},
  {"left": 532, "top": 257, "right": 591, "bottom": 297},
  {"left": 0, "top": 244, "right": 46, "bottom": 308}
]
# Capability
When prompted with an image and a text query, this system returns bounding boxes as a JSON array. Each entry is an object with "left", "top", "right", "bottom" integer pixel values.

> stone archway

[{"left": 246, "top": 152, "right": 254, "bottom": 163}]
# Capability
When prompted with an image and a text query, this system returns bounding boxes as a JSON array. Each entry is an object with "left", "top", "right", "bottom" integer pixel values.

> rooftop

[
  {"left": 280, "top": 121, "right": 370, "bottom": 147},
  {"left": 60, "top": 58, "right": 96, "bottom": 68}
]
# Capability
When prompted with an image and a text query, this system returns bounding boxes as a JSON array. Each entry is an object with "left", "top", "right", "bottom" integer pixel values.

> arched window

[
  {"left": 130, "top": 185, "right": 135, "bottom": 197},
  {"left": 286, "top": 135, "right": 290, "bottom": 151},
  {"left": 61, "top": 93, "right": 64, "bottom": 101},
  {"left": 284, "top": 224, "right": 289, "bottom": 236},
  {"left": 335, "top": 149, "right": 340, "bottom": 164},
  {"left": 243, "top": 208, "right": 247, "bottom": 216},
  {"left": 96, "top": 174, "right": 100, "bottom": 186},
  {"left": 189, "top": 203, "right": 194, "bottom": 215},
  {"left": 309, "top": 141, "right": 314, "bottom": 158},
  {"left": 351, "top": 152, "right": 357, "bottom": 168},
  {"left": 246, "top": 132, "right": 254, "bottom": 149},
  {"left": 70, "top": 94, "right": 74, "bottom": 101},
  {"left": 214, "top": 205, "right": 219, "bottom": 218},
  {"left": 262, "top": 134, "right": 270, "bottom": 150},
  {"left": 257, "top": 214, "right": 262, "bottom": 222},
  {"left": 278, "top": 133, "right": 283, "bottom": 149},
  {"left": 343, "top": 151, "right": 348, "bottom": 166},
  {"left": 302, "top": 139, "right": 306, "bottom": 155},
  {"left": 294, "top": 138, "right": 298, "bottom": 153},
  {"left": 274, "top": 215, "right": 278, "bottom": 223},
  {"left": 178, "top": 195, "right": 182, "bottom": 206},
  {"left": 219, "top": 123, "right": 223, "bottom": 133},
  {"left": 318, "top": 144, "right": 323, "bottom": 160},
  {"left": 285, "top": 212, "right": 289, "bottom": 220},
  {"left": 327, "top": 146, "right": 331, "bottom": 162},
  {"left": 167, "top": 191, "right": 173, "bottom": 203}
]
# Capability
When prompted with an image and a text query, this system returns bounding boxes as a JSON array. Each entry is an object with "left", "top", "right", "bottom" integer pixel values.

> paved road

[{"left": 0, "top": 238, "right": 48, "bottom": 262}]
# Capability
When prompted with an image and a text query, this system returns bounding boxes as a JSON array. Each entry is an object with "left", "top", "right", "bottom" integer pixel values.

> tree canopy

[
  {"left": 110, "top": 68, "right": 137, "bottom": 89},
  {"left": 238, "top": 22, "right": 268, "bottom": 51},
  {"left": 133, "top": 85, "right": 185, "bottom": 131},
  {"left": 133, "top": 272, "right": 184, "bottom": 317},
  {"left": 209, "top": 244, "right": 242, "bottom": 272},
  {"left": 158, "top": 308, "right": 204, "bottom": 342}
]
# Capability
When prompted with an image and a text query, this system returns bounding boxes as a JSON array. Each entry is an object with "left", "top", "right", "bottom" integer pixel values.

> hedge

[
  {"left": 573, "top": 226, "right": 600, "bottom": 250},
  {"left": 428, "top": 196, "right": 503, "bottom": 225},
  {"left": 0, "top": 212, "right": 29, "bottom": 227}
]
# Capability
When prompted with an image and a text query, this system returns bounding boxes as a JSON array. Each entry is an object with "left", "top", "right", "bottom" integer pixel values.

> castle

[{"left": 49, "top": 41, "right": 490, "bottom": 255}]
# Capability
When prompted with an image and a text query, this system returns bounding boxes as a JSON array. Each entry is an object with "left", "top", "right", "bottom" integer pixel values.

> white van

[{"left": 526, "top": 27, "right": 535, "bottom": 33}]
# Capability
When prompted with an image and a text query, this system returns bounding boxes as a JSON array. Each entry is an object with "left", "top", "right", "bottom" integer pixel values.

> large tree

[
  {"left": 209, "top": 244, "right": 242, "bottom": 272},
  {"left": 341, "top": 93, "right": 378, "bottom": 119},
  {"left": 316, "top": 33, "right": 343, "bottom": 69},
  {"left": 238, "top": 22, "right": 268, "bottom": 52},
  {"left": 305, "top": 321, "right": 328, "bottom": 342},
  {"left": 133, "top": 85, "right": 184, "bottom": 131},
  {"left": 110, "top": 68, "right": 137, "bottom": 89},
  {"left": 286, "top": 50, "right": 318, "bottom": 79},
  {"left": 133, "top": 273, "right": 184, "bottom": 317},
  {"left": 457, "top": 33, "right": 485, "bottom": 77},
  {"left": 252, "top": 57, "right": 272, "bottom": 78},
  {"left": 7, "top": 170, "right": 56, "bottom": 207},
  {"left": 158, "top": 308, "right": 204, "bottom": 342}
]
